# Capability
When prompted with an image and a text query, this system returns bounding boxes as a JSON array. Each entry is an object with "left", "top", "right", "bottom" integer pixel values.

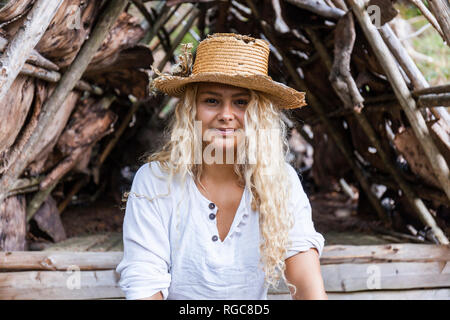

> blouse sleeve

[
  {"left": 115, "top": 163, "right": 172, "bottom": 300},
  {"left": 285, "top": 163, "right": 325, "bottom": 260}
]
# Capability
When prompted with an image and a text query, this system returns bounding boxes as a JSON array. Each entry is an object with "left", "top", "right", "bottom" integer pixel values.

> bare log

[
  {"left": 347, "top": 0, "right": 450, "bottom": 244},
  {"left": 321, "top": 244, "right": 450, "bottom": 264},
  {"left": 0, "top": 0, "right": 34, "bottom": 22},
  {"left": 40, "top": 96, "right": 117, "bottom": 190},
  {"left": 0, "top": 0, "right": 64, "bottom": 104},
  {"left": 20, "top": 63, "right": 60, "bottom": 82},
  {"left": 35, "top": 0, "right": 99, "bottom": 69},
  {"left": 426, "top": 0, "right": 450, "bottom": 46},
  {"left": 0, "top": 76, "right": 35, "bottom": 158},
  {"left": 0, "top": 0, "right": 128, "bottom": 205},
  {"left": 413, "top": 84, "right": 450, "bottom": 96},
  {"left": 0, "top": 251, "right": 123, "bottom": 271},
  {"left": 418, "top": 93, "right": 450, "bottom": 108},
  {"left": 407, "top": 0, "right": 445, "bottom": 40},
  {"left": 327, "top": 12, "right": 364, "bottom": 111},
  {"left": 0, "top": 36, "right": 59, "bottom": 71},
  {"left": 286, "top": 0, "right": 345, "bottom": 20},
  {"left": 0, "top": 196, "right": 26, "bottom": 251},
  {"left": 20, "top": 63, "right": 103, "bottom": 94}
]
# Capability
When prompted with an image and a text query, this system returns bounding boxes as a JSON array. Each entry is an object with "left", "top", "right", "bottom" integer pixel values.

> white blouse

[{"left": 116, "top": 161, "right": 325, "bottom": 300}]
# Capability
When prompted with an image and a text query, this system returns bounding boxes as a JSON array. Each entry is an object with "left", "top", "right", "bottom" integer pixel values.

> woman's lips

[{"left": 215, "top": 128, "right": 235, "bottom": 135}]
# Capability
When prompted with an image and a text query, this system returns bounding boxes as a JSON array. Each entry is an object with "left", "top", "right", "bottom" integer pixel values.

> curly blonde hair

[{"left": 138, "top": 83, "right": 296, "bottom": 292}]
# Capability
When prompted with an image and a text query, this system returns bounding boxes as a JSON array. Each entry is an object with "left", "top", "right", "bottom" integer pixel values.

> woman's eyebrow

[{"left": 198, "top": 91, "right": 250, "bottom": 97}]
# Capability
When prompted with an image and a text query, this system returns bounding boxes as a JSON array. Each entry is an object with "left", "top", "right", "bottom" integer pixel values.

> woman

[{"left": 116, "top": 33, "right": 327, "bottom": 300}]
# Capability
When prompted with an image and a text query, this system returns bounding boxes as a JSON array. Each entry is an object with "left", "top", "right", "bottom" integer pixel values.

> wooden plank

[
  {"left": 321, "top": 244, "right": 450, "bottom": 264},
  {"left": 1, "top": 243, "right": 449, "bottom": 270},
  {"left": 267, "top": 289, "right": 450, "bottom": 300},
  {"left": 268, "top": 261, "right": 450, "bottom": 294},
  {"left": 322, "top": 262, "right": 450, "bottom": 292},
  {"left": 0, "top": 251, "right": 123, "bottom": 271},
  {"left": 326, "top": 288, "right": 450, "bottom": 300},
  {"left": 0, "top": 270, "right": 123, "bottom": 300},
  {"left": 1, "top": 262, "right": 449, "bottom": 298}
]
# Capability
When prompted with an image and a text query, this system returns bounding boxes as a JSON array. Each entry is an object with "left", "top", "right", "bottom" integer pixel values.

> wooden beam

[
  {"left": 0, "top": 270, "right": 123, "bottom": 300},
  {"left": 326, "top": 288, "right": 450, "bottom": 299},
  {"left": 347, "top": 0, "right": 450, "bottom": 241},
  {"left": 2, "top": 244, "right": 448, "bottom": 271},
  {"left": 0, "top": 251, "right": 123, "bottom": 271},
  {"left": 413, "top": 84, "right": 450, "bottom": 96},
  {"left": 322, "top": 262, "right": 450, "bottom": 292},
  {"left": 418, "top": 93, "right": 450, "bottom": 108},
  {"left": 0, "top": 36, "right": 59, "bottom": 71},
  {"left": 321, "top": 244, "right": 450, "bottom": 264},
  {"left": 0, "top": 0, "right": 64, "bottom": 104}
]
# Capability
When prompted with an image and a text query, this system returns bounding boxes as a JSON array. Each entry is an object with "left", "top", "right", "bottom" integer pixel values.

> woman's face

[{"left": 195, "top": 82, "right": 250, "bottom": 156}]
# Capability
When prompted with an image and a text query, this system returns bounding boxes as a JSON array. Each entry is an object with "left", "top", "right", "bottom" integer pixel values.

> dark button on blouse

[
  {"left": 212, "top": 235, "right": 219, "bottom": 242},
  {"left": 209, "top": 213, "right": 216, "bottom": 220},
  {"left": 209, "top": 203, "right": 215, "bottom": 210}
]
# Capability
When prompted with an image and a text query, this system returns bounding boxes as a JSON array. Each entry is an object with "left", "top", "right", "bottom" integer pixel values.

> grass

[{"left": 396, "top": 3, "right": 450, "bottom": 85}]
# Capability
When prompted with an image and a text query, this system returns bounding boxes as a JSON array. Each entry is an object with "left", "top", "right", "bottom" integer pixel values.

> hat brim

[{"left": 151, "top": 72, "right": 306, "bottom": 109}]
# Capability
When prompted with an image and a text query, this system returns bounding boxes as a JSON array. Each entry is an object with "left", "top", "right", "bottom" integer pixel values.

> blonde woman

[{"left": 116, "top": 33, "right": 327, "bottom": 300}]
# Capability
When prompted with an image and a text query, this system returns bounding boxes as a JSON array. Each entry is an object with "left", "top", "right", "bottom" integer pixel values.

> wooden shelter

[{"left": 0, "top": 0, "right": 449, "bottom": 299}]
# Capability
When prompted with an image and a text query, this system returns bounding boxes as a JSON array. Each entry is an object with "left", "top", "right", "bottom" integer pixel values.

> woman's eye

[
  {"left": 205, "top": 98, "right": 218, "bottom": 104},
  {"left": 236, "top": 99, "right": 248, "bottom": 107}
]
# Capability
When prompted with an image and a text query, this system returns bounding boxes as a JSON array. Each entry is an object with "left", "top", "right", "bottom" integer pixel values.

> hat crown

[{"left": 192, "top": 33, "right": 270, "bottom": 76}]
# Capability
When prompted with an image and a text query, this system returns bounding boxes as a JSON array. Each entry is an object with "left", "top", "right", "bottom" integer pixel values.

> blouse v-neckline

[{"left": 188, "top": 174, "right": 248, "bottom": 244}]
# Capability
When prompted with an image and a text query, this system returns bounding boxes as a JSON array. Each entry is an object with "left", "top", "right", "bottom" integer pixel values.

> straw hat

[{"left": 150, "top": 33, "right": 306, "bottom": 109}]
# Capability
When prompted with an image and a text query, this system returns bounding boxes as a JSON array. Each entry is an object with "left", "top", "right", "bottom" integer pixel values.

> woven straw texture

[{"left": 151, "top": 33, "right": 306, "bottom": 109}]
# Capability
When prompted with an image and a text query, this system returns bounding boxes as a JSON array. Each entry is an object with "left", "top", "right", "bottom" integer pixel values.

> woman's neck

[{"left": 201, "top": 162, "right": 238, "bottom": 185}]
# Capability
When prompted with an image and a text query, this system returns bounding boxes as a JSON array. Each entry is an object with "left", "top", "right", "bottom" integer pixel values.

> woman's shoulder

[
  {"left": 130, "top": 161, "right": 171, "bottom": 195},
  {"left": 284, "top": 161, "right": 301, "bottom": 182}
]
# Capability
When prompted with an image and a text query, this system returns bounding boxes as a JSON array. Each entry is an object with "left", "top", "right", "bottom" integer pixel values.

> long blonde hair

[{"left": 143, "top": 83, "right": 295, "bottom": 291}]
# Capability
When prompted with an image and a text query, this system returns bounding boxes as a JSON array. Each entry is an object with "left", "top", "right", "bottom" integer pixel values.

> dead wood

[
  {"left": 286, "top": 0, "right": 345, "bottom": 20},
  {"left": 0, "top": 75, "right": 35, "bottom": 159},
  {"left": 0, "top": 35, "right": 59, "bottom": 71},
  {"left": 39, "top": 96, "right": 117, "bottom": 190},
  {"left": 0, "top": 0, "right": 128, "bottom": 205},
  {"left": 0, "top": 195, "right": 26, "bottom": 251},
  {"left": 35, "top": 0, "right": 99, "bottom": 69},
  {"left": 328, "top": 12, "right": 364, "bottom": 112},
  {"left": 31, "top": 195, "right": 66, "bottom": 242},
  {"left": 0, "top": 0, "right": 63, "bottom": 104},
  {"left": 0, "top": 0, "right": 34, "bottom": 23}
]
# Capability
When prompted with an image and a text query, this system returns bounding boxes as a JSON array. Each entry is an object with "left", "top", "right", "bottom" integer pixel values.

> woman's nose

[{"left": 218, "top": 100, "right": 234, "bottom": 121}]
